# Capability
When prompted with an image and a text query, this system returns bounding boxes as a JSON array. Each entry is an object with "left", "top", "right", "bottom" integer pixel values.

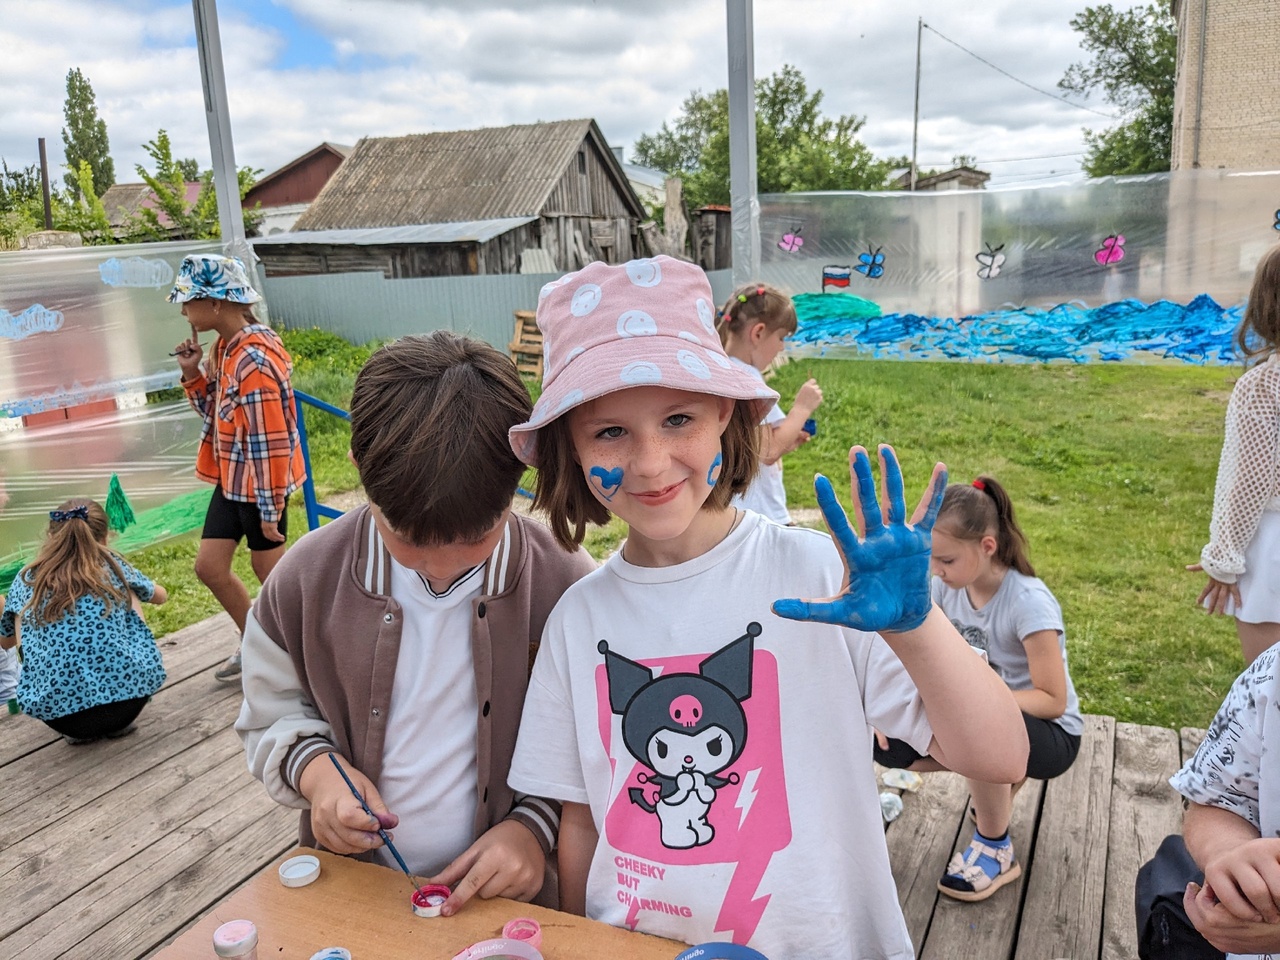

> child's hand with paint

[
  {"left": 773, "top": 445, "right": 946, "bottom": 634},
  {"left": 298, "top": 752, "right": 399, "bottom": 855}
]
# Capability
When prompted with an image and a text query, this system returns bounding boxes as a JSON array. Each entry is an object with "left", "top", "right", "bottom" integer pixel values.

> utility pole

[
  {"left": 726, "top": 0, "right": 760, "bottom": 285},
  {"left": 191, "top": 0, "right": 248, "bottom": 256},
  {"left": 37, "top": 138, "right": 53, "bottom": 229},
  {"left": 911, "top": 17, "right": 923, "bottom": 192}
]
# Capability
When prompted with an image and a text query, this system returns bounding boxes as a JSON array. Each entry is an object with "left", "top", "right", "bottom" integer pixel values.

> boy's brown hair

[
  {"left": 532, "top": 398, "right": 761, "bottom": 550},
  {"left": 1238, "top": 242, "right": 1280, "bottom": 362},
  {"left": 349, "top": 331, "right": 532, "bottom": 545}
]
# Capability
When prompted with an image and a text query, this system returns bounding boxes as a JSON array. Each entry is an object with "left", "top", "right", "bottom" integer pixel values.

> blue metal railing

[{"left": 294, "top": 389, "right": 350, "bottom": 531}]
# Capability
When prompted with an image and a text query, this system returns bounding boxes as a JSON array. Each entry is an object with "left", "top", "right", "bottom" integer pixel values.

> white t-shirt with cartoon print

[
  {"left": 510, "top": 511, "right": 933, "bottom": 960},
  {"left": 1170, "top": 643, "right": 1280, "bottom": 960},
  {"left": 727, "top": 357, "right": 791, "bottom": 525},
  {"left": 932, "top": 570, "right": 1084, "bottom": 737}
]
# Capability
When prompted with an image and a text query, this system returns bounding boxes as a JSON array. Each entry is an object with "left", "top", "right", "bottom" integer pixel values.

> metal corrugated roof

[
  {"left": 249, "top": 217, "right": 539, "bottom": 246},
  {"left": 293, "top": 119, "right": 601, "bottom": 231}
]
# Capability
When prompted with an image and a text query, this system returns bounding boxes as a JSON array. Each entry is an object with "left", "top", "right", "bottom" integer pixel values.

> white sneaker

[{"left": 214, "top": 650, "right": 243, "bottom": 682}]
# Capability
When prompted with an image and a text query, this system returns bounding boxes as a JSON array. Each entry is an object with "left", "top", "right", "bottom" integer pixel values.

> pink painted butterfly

[
  {"left": 778, "top": 225, "right": 804, "bottom": 253},
  {"left": 1095, "top": 234, "right": 1126, "bottom": 266}
]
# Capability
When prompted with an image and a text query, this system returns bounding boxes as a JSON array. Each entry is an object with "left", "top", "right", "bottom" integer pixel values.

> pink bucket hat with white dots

[{"left": 508, "top": 256, "right": 778, "bottom": 466}]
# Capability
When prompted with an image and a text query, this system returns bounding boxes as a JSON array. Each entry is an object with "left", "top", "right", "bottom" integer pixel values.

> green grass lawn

[{"left": 123, "top": 331, "right": 1244, "bottom": 731}]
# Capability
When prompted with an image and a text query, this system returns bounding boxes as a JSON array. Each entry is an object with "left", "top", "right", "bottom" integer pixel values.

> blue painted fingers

[{"left": 772, "top": 445, "right": 947, "bottom": 634}]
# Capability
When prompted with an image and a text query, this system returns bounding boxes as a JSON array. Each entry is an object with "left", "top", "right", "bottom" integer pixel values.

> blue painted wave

[{"left": 791, "top": 293, "right": 1245, "bottom": 365}]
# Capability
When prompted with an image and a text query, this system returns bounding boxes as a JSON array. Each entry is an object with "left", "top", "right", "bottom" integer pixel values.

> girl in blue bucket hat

[{"left": 168, "top": 254, "right": 306, "bottom": 682}]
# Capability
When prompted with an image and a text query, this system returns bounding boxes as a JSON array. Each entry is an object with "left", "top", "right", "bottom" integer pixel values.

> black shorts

[
  {"left": 874, "top": 711, "right": 1082, "bottom": 781},
  {"left": 202, "top": 485, "right": 289, "bottom": 552}
]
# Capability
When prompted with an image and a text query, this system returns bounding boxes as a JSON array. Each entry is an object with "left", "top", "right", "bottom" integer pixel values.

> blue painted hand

[
  {"left": 772, "top": 445, "right": 946, "bottom": 634},
  {"left": 589, "top": 465, "right": 624, "bottom": 501}
]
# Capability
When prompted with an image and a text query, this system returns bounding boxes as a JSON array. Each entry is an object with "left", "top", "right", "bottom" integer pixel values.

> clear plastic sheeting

[
  {"left": 0, "top": 240, "right": 223, "bottom": 584},
  {"left": 0, "top": 240, "right": 219, "bottom": 417},
  {"left": 758, "top": 169, "right": 1280, "bottom": 364}
]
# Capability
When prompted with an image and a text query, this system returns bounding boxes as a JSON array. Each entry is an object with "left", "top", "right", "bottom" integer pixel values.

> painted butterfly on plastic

[{"left": 855, "top": 245, "right": 885, "bottom": 279}]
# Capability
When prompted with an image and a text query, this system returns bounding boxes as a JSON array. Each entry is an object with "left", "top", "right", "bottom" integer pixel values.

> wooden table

[{"left": 152, "top": 848, "right": 683, "bottom": 960}]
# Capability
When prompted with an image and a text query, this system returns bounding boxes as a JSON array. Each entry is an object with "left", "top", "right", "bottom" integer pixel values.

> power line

[
  {"left": 919, "top": 151, "right": 1086, "bottom": 166},
  {"left": 921, "top": 23, "right": 1118, "bottom": 120}
]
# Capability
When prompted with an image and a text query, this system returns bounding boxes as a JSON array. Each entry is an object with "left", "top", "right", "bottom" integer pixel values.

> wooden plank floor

[
  {"left": 2, "top": 609, "right": 1207, "bottom": 959},
  {"left": 0, "top": 614, "right": 296, "bottom": 960},
  {"left": 889, "top": 714, "right": 1206, "bottom": 960}
]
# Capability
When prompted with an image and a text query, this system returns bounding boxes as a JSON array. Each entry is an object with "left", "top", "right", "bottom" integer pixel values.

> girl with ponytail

[
  {"left": 874, "top": 475, "right": 1082, "bottom": 904},
  {"left": 0, "top": 498, "right": 168, "bottom": 743}
]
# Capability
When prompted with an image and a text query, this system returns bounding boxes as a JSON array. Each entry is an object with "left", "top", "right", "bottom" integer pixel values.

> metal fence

[{"left": 263, "top": 268, "right": 737, "bottom": 347}]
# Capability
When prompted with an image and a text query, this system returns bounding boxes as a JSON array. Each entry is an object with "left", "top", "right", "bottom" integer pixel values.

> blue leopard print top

[{"left": 0, "top": 558, "right": 166, "bottom": 721}]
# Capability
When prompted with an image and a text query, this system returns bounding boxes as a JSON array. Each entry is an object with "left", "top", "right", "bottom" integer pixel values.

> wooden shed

[
  {"left": 252, "top": 119, "right": 649, "bottom": 278},
  {"left": 242, "top": 142, "right": 350, "bottom": 235}
]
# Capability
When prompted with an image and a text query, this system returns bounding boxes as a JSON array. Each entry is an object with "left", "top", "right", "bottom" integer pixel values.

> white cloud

[{"left": 0, "top": 0, "right": 1153, "bottom": 188}]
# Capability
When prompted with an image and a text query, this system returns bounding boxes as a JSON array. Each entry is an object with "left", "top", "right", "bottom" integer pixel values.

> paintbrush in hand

[{"left": 327, "top": 752, "right": 424, "bottom": 892}]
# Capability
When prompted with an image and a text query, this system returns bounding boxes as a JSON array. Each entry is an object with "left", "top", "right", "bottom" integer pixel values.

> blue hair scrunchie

[{"left": 49, "top": 505, "right": 90, "bottom": 523}]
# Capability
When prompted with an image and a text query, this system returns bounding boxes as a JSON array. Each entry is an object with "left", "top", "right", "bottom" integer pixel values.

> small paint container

[
  {"left": 502, "top": 918, "right": 542, "bottom": 950},
  {"left": 308, "top": 949, "right": 352, "bottom": 960},
  {"left": 802, "top": 417, "right": 817, "bottom": 436},
  {"left": 278, "top": 854, "right": 321, "bottom": 887},
  {"left": 212, "top": 919, "right": 258, "bottom": 959},
  {"left": 450, "top": 938, "right": 544, "bottom": 960},
  {"left": 411, "top": 883, "right": 451, "bottom": 917}
]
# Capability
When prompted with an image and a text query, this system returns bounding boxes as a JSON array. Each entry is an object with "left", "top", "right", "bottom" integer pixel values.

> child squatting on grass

[
  {"left": 1189, "top": 242, "right": 1280, "bottom": 665},
  {"left": 715, "top": 282, "right": 822, "bottom": 526},
  {"left": 0, "top": 498, "right": 169, "bottom": 743},
  {"left": 236, "top": 332, "right": 597, "bottom": 915},
  {"left": 504, "top": 256, "right": 1028, "bottom": 958},
  {"left": 874, "top": 476, "right": 1082, "bottom": 903}
]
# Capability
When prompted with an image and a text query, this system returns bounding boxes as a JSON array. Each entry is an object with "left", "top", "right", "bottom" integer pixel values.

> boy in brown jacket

[{"left": 236, "top": 331, "right": 595, "bottom": 915}]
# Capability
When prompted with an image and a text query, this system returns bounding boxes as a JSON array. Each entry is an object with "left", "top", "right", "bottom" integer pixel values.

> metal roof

[
  {"left": 249, "top": 217, "right": 539, "bottom": 246},
  {"left": 292, "top": 119, "right": 639, "bottom": 231}
]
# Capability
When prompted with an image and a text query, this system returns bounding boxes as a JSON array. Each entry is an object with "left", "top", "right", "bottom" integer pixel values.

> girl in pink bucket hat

[{"left": 507, "top": 256, "right": 1026, "bottom": 958}]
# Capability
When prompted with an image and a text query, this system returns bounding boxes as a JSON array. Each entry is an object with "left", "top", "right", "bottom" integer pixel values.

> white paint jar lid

[{"left": 278, "top": 854, "right": 321, "bottom": 887}]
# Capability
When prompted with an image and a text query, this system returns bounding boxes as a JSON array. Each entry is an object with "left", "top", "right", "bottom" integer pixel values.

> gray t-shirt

[{"left": 932, "top": 571, "right": 1083, "bottom": 737}]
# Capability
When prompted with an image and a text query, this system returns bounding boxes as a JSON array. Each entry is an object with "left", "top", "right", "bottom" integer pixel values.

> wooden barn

[
  {"left": 242, "top": 142, "right": 350, "bottom": 235},
  {"left": 252, "top": 119, "right": 649, "bottom": 278}
]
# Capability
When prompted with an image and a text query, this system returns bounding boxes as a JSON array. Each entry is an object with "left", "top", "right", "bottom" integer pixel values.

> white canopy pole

[
  {"left": 726, "top": 0, "right": 759, "bottom": 285},
  {"left": 191, "top": 0, "right": 248, "bottom": 255}
]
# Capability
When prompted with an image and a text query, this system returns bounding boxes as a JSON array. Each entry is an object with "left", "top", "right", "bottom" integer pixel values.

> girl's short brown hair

[
  {"left": 1238, "top": 242, "right": 1280, "bottom": 362},
  {"left": 532, "top": 399, "right": 761, "bottom": 550},
  {"left": 715, "top": 282, "right": 798, "bottom": 347}
]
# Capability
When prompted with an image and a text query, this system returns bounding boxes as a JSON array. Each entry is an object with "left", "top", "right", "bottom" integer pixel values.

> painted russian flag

[{"left": 822, "top": 265, "right": 852, "bottom": 290}]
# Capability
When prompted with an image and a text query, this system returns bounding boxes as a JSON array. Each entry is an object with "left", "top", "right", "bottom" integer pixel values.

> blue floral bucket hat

[{"left": 166, "top": 254, "right": 262, "bottom": 304}]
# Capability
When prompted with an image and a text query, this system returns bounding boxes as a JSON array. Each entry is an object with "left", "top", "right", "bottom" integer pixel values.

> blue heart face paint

[
  {"left": 772, "top": 446, "right": 946, "bottom": 634},
  {"left": 706, "top": 451, "right": 723, "bottom": 486},
  {"left": 589, "top": 465, "right": 624, "bottom": 501}
]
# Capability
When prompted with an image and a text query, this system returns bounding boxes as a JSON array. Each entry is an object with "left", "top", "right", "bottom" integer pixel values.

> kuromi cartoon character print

[{"left": 599, "top": 623, "right": 758, "bottom": 849}]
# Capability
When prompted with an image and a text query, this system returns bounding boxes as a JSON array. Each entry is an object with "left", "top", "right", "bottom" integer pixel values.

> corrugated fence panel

[{"left": 263, "top": 271, "right": 560, "bottom": 348}]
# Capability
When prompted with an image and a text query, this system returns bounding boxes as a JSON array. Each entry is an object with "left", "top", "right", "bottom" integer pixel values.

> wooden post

[{"left": 37, "top": 138, "right": 53, "bottom": 229}]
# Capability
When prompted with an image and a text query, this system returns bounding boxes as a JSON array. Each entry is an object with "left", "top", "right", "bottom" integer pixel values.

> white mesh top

[{"left": 1201, "top": 353, "right": 1280, "bottom": 583}]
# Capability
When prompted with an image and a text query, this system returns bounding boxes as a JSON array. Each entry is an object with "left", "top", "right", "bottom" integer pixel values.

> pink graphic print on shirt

[{"left": 594, "top": 622, "right": 792, "bottom": 944}]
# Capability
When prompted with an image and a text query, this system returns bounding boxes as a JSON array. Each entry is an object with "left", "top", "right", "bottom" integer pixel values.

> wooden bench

[
  {"left": 508, "top": 309, "right": 543, "bottom": 380},
  {"left": 886, "top": 715, "right": 1206, "bottom": 960}
]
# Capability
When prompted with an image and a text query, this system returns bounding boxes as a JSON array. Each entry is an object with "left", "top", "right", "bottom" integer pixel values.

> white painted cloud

[{"left": 0, "top": 0, "right": 1151, "bottom": 190}]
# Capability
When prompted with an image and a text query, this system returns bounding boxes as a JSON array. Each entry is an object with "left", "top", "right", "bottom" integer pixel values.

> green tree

[
  {"left": 128, "top": 130, "right": 262, "bottom": 240},
  {"left": 175, "top": 157, "right": 201, "bottom": 181},
  {"left": 634, "top": 64, "right": 896, "bottom": 209},
  {"left": 1059, "top": 3, "right": 1176, "bottom": 176},
  {"left": 61, "top": 67, "right": 115, "bottom": 197},
  {"left": 59, "top": 160, "right": 115, "bottom": 244}
]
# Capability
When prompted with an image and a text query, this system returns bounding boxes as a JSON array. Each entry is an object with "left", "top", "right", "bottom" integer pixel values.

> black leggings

[
  {"left": 875, "top": 711, "right": 1081, "bottom": 781},
  {"left": 43, "top": 696, "right": 149, "bottom": 741}
]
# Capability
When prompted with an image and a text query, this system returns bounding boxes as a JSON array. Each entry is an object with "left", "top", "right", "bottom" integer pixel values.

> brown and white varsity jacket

[{"left": 235, "top": 503, "right": 597, "bottom": 859}]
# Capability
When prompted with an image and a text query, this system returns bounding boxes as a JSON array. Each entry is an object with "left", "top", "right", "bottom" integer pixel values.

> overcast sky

[{"left": 0, "top": 0, "right": 1151, "bottom": 191}]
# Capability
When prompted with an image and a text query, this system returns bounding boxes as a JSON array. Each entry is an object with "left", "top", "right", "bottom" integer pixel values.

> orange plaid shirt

[{"left": 182, "top": 324, "right": 306, "bottom": 523}]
